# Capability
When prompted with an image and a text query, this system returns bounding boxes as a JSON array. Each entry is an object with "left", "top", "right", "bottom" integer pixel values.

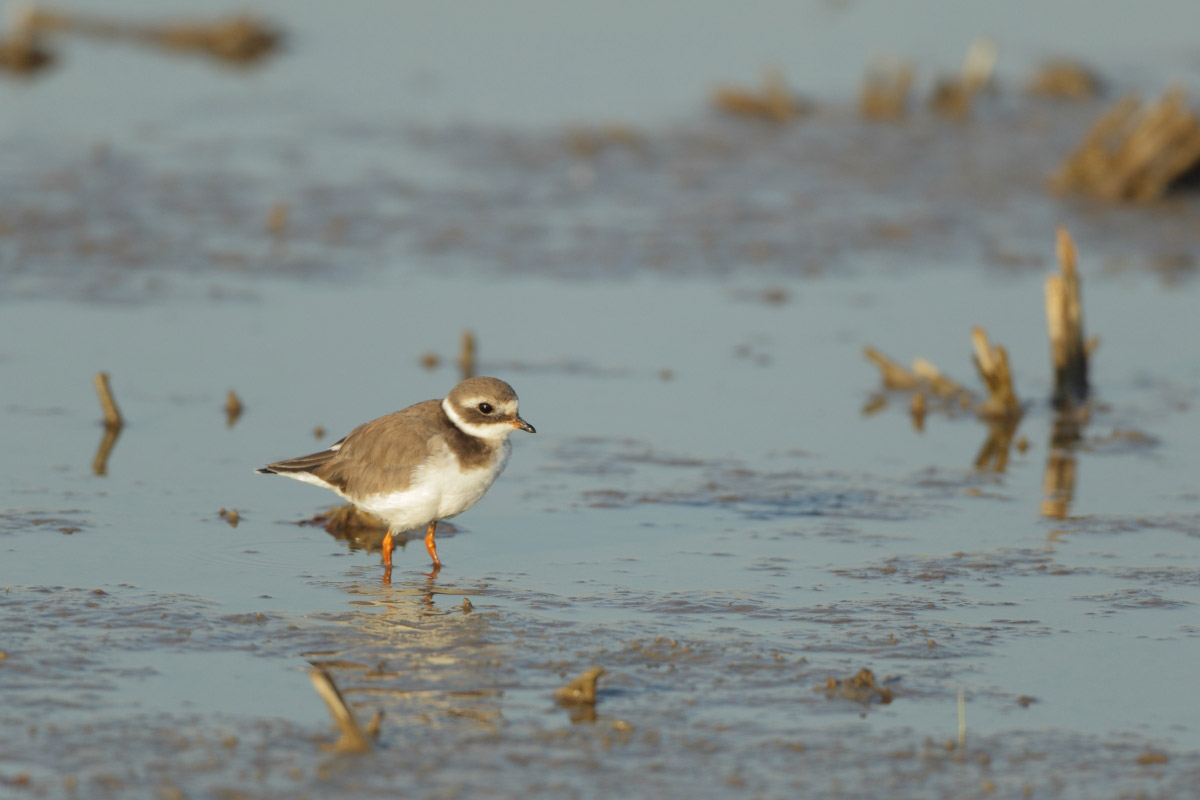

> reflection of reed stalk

[
  {"left": 957, "top": 687, "right": 967, "bottom": 750},
  {"left": 92, "top": 426, "right": 120, "bottom": 476},
  {"left": 309, "top": 667, "right": 371, "bottom": 753},
  {"left": 973, "top": 418, "right": 1018, "bottom": 473},
  {"left": 1041, "top": 416, "right": 1083, "bottom": 519}
]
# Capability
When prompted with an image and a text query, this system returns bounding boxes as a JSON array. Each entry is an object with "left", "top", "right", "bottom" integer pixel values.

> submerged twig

[
  {"left": 309, "top": 667, "right": 371, "bottom": 753},
  {"left": 1045, "top": 227, "right": 1093, "bottom": 410}
]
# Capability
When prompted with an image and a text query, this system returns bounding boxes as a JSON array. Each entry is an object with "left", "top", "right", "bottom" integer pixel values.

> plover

[{"left": 257, "top": 377, "right": 535, "bottom": 571}]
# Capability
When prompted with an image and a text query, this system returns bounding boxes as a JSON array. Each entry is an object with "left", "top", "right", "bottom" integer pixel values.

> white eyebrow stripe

[{"left": 442, "top": 397, "right": 518, "bottom": 440}]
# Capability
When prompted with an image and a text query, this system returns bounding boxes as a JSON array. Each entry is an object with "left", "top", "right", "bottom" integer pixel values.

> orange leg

[
  {"left": 424, "top": 520, "right": 442, "bottom": 570},
  {"left": 381, "top": 529, "right": 395, "bottom": 568}
]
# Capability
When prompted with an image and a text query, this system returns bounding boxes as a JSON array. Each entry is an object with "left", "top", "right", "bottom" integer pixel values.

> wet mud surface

[
  {"left": 5, "top": 97, "right": 1200, "bottom": 305},
  {"left": 5, "top": 2, "right": 1200, "bottom": 798}
]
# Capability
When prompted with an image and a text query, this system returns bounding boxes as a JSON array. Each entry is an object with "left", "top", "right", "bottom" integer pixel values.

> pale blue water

[{"left": 3, "top": 1, "right": 1200, "bottom": 797}]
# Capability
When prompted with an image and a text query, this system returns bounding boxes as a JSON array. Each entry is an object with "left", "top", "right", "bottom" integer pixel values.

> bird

[{"left": 257, "top": 376, "right": 535, "bottom": 572}]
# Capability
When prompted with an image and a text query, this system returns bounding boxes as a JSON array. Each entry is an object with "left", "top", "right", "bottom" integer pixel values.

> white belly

[{"left": 356, "top": 439, "right": 511, "bottom": 532}]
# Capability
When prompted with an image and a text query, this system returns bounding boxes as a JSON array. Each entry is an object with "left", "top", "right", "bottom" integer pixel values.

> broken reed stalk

[
  {"left": 712, "top": 68, "right": 806, "bottom": 123},
  {"left": 911, "top": 359, "right": 972, "bottom": 407},
  {"left": 1045, "top": 227, "right": 1090, "bottom": 410},
  {"left": 959, "top": 38, "right": 997, "bottom": 96},
  {"left": 458, "top": 329, "right": 476, "bottom": 380},
  {"left": 1027, "top": 60, "right": 1102, "bottom": 101},
  {"left": 862, "top": 346, "right": 919, "bottom": 390},
  {"left": 970, "top": 327, "right": 1020, "bottom": 419},
  {"left": 25, "top": 7, "right": 280, "bottom": 64},
  {"left": 863, "top": 348, "right": 973, "bottom": 412},
  {"left": 0, "top": 3, "right": 54, "bottom": 75},
  {"left": 1052, "top": 89, "right": 1200, "bottom": 203},
  {"left": 93, "top": 372, "right": 123, "bottom": 429},
  {"left": 860, "top": 60, "right": 914, "bottom": 121},
  {"left": 308, "top": 667, "right": 371, "bottom": 753},
  {"left": 224, "top": 389, "right": 244, "bottom": 428},
  {"left": 929, "top": 39, "right": 998, "bottom": 123}
]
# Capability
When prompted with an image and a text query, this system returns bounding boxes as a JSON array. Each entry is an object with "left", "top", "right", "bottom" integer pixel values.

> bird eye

[{"left": 478, "top": 402, "right": 494, "bottom": 414}]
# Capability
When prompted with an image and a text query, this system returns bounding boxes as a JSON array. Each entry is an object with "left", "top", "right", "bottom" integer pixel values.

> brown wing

[
  {"left": 259, "top": 438, "right": 346, "bottom": 475},
  {"left": 307, "top": 400, "right": 447, "bottom": 497}
]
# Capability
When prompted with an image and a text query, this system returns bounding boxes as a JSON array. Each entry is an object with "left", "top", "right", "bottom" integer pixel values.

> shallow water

[{"left": 4, "top": 1, "right": 1200, "bottom": 798}]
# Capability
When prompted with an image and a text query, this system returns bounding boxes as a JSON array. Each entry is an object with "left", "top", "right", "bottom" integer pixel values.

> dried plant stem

[
  {"left": 458, "top": 329, "right": 476, "bottom": 381},
  {"left": 970, "top": 327, "right": 1020, "bottom": 419},
  {"left": 554, "top": 667, "right": 607, "bottom": 706},
  {"left": 225, "top": 389, "right": 244, "bottom": 428},
  {"left": 860, "top": 60, "right": 914, "bottom": 121},
  {"left": 863, "top": 346, "right": 919, "bottom": 390},
  {"left": 1052, "top": 89, "right": 1200, "bottom": 203},
  {"left": 26, "top": 7, "right": 280, "bottom": 64},
  {"left": 93, "top": 372, "right": 123, "bottom": 429},
  {"left": 911, "top": 358, "right": 972, "bottom": 406},
  {"left": 712, "top": 67, "right": 806, "bottom": 123},
  {"left": 1045, "top": 227, "right": 1091, "bottom": 410}
]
